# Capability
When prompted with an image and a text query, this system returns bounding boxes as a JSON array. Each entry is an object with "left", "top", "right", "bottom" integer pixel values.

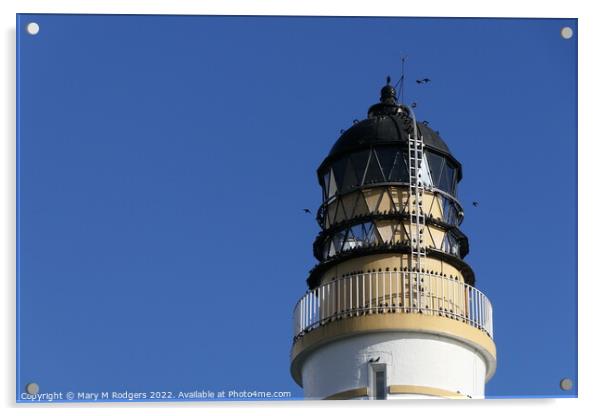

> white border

[{"left": 2, "top": 1, "right": 599, "bottom": 416}]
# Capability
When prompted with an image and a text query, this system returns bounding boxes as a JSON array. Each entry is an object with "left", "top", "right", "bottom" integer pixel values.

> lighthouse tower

[{"left": 290, "top": 80, "right": 496, "bottom": 399}]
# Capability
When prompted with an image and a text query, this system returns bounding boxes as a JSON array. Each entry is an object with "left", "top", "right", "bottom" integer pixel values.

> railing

[{"left": 293, "top": 271, "right": 493, "bottom": 341}]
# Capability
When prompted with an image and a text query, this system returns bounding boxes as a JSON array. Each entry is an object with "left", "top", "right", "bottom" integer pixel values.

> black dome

[
  {"left": 329, "top": 117, "right": 451, "bottom": 158},
  {"left": 320, "top": 116, "right": 462, "bottom": 181}
]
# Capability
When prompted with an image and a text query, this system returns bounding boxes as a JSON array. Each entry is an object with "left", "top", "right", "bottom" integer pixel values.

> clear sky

[{"left": 17, "top": 14, "right": 577, "bottom": 400}]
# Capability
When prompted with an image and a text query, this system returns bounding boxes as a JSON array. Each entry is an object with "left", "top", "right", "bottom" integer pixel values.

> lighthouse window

[
  {"left": 322, "top": 148, "right": 458, "bottom": 202},
  {"left": 322, "top": 172, "right": 329, "bottom": 200},
  {"left": 386, "top": 150, "right": 409, "bottom": 182},
  {"left": 426, "top": 151, "right": 444, "bottom": 186},
  {"left": 320, "top": 220, "right": 464, "bottom": 261},
  {"left": 350, "top": 149, "right": 370, "bottom": 186},
  {"left": 363, "top": 151, "right": 385, "bottom": 184},
  {"left": 424, "top": 150, "right": 458, "bottom": 196},
  {"left": 439, "top": 164, "right": 452, "bottom": 194},
  {"left": 445, "top": 160, "right": 456, "bottom": 193},
  {"left": 327, "top": 168, "right": 337, "bottom": 199}
]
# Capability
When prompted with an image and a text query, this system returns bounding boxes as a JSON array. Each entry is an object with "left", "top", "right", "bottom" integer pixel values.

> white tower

[{"left": 290, "top": 81, "right": 496, "bottom": 399}]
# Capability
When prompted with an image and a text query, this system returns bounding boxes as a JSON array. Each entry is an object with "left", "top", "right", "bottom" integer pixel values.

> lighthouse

[{"left": 290, "top": 79, "right": 496, "bottom": 399}]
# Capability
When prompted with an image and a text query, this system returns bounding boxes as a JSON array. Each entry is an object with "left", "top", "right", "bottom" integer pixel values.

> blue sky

[{"left": 17, "top": 14, "right": 577, "bottom": 400}]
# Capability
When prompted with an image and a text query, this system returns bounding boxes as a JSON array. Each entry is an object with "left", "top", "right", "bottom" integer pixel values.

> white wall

[{"left": 301, "top": 331, "right": 486, "bottom": 399}]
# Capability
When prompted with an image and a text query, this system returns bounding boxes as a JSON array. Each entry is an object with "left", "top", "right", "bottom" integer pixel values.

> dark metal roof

[
  {"left": 328, "top": 117, "right": 451, "bottom": 157},
  {"left": 318, "top": 86, "right": 463, "bottom": 181}
]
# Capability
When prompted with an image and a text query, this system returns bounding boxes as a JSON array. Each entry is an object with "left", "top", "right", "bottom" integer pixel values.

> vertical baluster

[
  {"left": 402, "top": 271, "right": 406, "bottom": 311},
  {"left": 309, "top": 290, "right": 313, "bottom": 328},
  {"left": 318, "top": 286, "right": 324, "bottom": 325},
  {"left": 350, "top": 275, "right": 353, "bottom": 316},
  {"left": 408, "top": 270, "right": 415, "bottom": 312},
  {"left": 376, "top": 272, "right": 380, "bottom": 313},
  {"left": 474, "top": 290, "right": 481, "bottom": 328},
  {"left": 466, "top": 287, "right": 471, "bottom": 326},
  {"left": 395, "top": 271, "right": 399, "bottom": 312},
  {"left": 417, "top": 269, "right": 421, "bottom": 312},
  {"left": 454, "top": 280, "right": 460, "bottom": 318},
  {"left": 428, "top": 274, "right": 432, "bottom": 315},
  {"left": 483, "top": 296, "right": 487, "bottom": 333},
  {"left": 313, "top": 289, "right": 316, "bottom": 326},
  {"left": 325, "top": 285, "right": 329, "bottom": 322},
  {"left": 355, "top": 274, "right": 359, "bottom": 316},
  {"left": 468, "top": 286, "right": 475, "bottom": 326},
  {"left": 303, "top": 296, "right": 307, "bottom": 331},
  {"left": 441, "top": 276, "right": 447, "bottom": 316},
  {"left": 344, "top": 276, "right": 347, "bottom": 316},
  {"left": 369, "top": 272, "right": 372, "bottom": 313},
  {"left": 437, "top": 274, "right": 440, "bottom": 315},
  {"left": 478, "top": 292, "right": 482, "bottom": 329},
  {"left": 323, "top": 285, "right": 327, "bottom": 323},
  {"left": 489, "top": 299, "right": 492, "bottom": 334},
  {"left": 304, "top": 296, "right": 307, "bottom": 331},
  {"left": 316, "top": 287, "right": 322, "bottom": 325},
  {"left": 479, "top": 292, "right": 484, "bottom": 330},
  {"left": 480, "top": 293, "right": 487, "bottom": 330},
  {"left": 329, "top": 282, "right": 333, "bottom": 320},
  {"left": 445, "top": 278, "right": 451, "bottom": 318},
  {"left": 327, "top": 283, "right": 330, "bottom": 321},
  {"left": 297, "top": 296, "right": 305, "bottom": 333},
  {"left": 362, "top": 273, "right": 365, "bottom": 314},
  {"left": 336, "top": 279, "right": 339, "bottom": 318},
  {"left": 389, "top": 270, "right": 392, "bottom": 313},
  {"left": 318, "top": 287, "right": 321, "bottom": 324},
  {"left": 447, "top": 277, "right": 451, "bottom": 316},
  {"left": 448, "top": 276, "right": 452, "bottom": 316},
  {"left": 456, "top": 280, "right": 460, "bottom": 319},
  {"left": 475, "top": 291, "right": 480, "bottom": 329},
  {"left": 308, "top": 293, "right": 311, "bottom": 327}
]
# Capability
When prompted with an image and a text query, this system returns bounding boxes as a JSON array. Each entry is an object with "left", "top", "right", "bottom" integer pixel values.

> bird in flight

[
  {"left": 472, "top": 201, "right": 479, "bottom": 207},
  {"left": 416, "top": 78, "right": 431, "bottom": 84},
  {"left": 303, "top": 208, "right": 312, "bottom": 214},
  {"left": 411, "top": 102, "right": 417, "bottom": 108}
]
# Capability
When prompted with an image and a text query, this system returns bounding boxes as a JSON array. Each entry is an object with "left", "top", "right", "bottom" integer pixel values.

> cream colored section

[
  {"left": 363, "top": 188, "right": 382, "bottom": 212},
  {"left": 319, "top": 254, "right": 465, "bottom": 286},
  {"left": 323, "top": 186, "right": 458, "bottom": 228},
  {"left": 312, "top": 273, "right": 467, "bottom": 319}
]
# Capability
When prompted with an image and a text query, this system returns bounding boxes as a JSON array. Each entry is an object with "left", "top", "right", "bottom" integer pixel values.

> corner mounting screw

[
  {"left": 559, "top": 378, "right": 573, "bottom": 391},
  {"left": 25, "top": 382, "right": 39, "bottom": 395}
]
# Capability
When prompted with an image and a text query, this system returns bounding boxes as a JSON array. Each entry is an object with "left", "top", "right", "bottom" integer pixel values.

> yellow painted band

[
  {"left": 388, "top": 385, "right": 468, "bottom": 399},
  {"left": 324, "top": 387, "right": 369, "bottom": 400},
  {"left": 322, "top": 385, "right": 467, "bottom": 400}
]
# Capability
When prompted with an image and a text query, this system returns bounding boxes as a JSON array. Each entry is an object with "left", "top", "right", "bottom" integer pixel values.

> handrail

[{"left": 293, "top": 271, "right": 493, "bottom": 341}]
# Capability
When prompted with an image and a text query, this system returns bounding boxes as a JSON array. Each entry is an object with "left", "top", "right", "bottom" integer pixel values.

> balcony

[{"left": 293, "top": 271, "right": 493, "bottom": 341}]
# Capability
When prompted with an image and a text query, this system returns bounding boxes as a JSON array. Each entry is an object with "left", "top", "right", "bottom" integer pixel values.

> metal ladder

[{"left": 406, "top": 107, "right": 426, "bottom": 311}]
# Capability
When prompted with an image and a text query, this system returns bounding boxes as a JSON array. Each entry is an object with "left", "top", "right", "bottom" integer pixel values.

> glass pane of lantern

[{"left": 364, "top": 149, "right": 385, "bottom": 184}]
